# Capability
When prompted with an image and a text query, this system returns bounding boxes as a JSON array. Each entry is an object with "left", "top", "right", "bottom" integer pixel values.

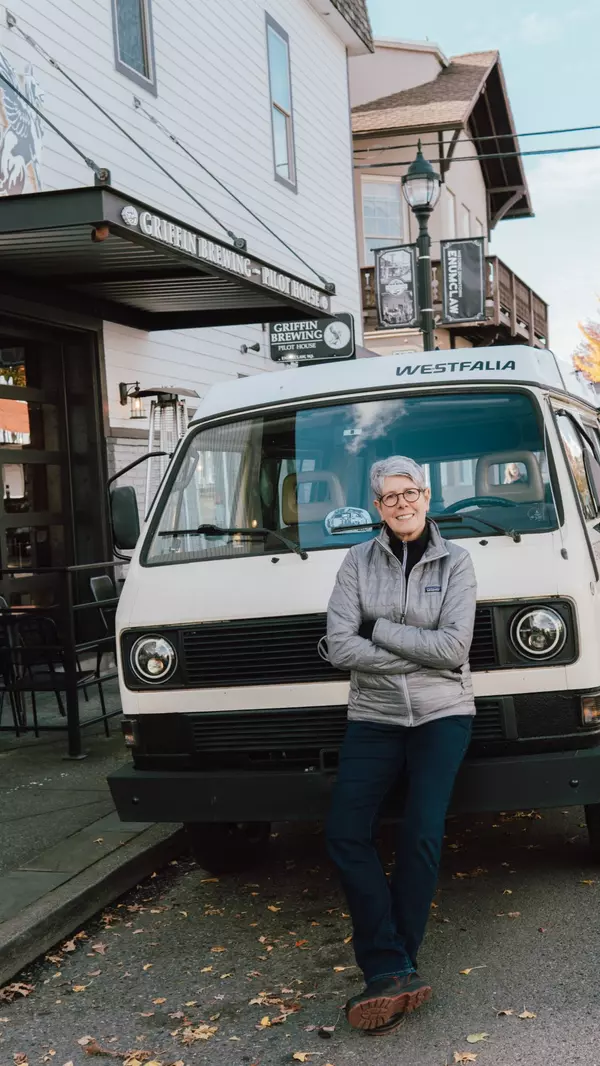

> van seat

[
  {"left": 475, "top": 450, "right": 544, "bottom": 503},
  {"left": 281, "top": 472, "right": 345, "bottom": 526}
]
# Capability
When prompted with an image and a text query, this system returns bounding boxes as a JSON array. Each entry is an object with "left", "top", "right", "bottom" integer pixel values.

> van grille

[
  {"left": 188, "top": 699, "right": 505, "bottom": 754},
  {"left": 181, "top": 609, "right": 498, "bottom": 688}
]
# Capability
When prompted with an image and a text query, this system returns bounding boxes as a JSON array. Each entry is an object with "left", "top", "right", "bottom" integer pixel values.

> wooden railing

[{"left": 361, "top": 256, "right": 549, "bottom": 348}]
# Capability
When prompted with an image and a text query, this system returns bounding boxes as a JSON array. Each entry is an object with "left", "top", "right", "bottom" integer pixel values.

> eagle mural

[{"left": 0, "top": 51, "right": 43, "bottom": 196}]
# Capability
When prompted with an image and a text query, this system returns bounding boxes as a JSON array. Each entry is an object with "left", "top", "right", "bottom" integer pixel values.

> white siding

[{"left": 2, "top": 0, "right": 362, "bottom": 432}]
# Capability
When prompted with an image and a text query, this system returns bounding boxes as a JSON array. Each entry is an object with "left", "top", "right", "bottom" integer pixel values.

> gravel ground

[{"left": 2, "top": 806, "right": 600, "bottom": 1066}]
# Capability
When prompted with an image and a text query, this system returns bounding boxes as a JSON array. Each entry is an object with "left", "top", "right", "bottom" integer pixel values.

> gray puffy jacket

[{"left": 326, "top": 521, "right": 477, "bottom": 727}]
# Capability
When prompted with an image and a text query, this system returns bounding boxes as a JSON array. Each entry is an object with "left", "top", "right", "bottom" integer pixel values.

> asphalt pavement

[{"left": 2, "top": 806, "right": 600, "bottom": 1066}]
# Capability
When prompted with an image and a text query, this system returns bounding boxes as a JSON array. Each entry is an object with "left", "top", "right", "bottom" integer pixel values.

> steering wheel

[{"left": 440, "top": 495, "right": 517, "bottom": 514}]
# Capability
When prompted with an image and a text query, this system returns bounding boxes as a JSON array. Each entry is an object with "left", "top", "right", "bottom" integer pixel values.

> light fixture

[
  {"left": 402, "top": 140, "right": 442, "bottom": 211},
  {"left": 119, "top": 381, "right": 145, "bottom": 420},
  {"left": 240, "top": 342, "right": 261, "bottom": 354},
  {"left": 401, "top": 142, "right": 442, "bottom": 352}
]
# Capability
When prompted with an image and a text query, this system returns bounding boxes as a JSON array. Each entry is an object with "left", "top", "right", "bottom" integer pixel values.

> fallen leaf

[
  {"left": 497, "top": 1008, "right": 514, "bottom": 1016},
  {"left": 61, "top": 1061, "right": 74, "bottom": 1066},
  {"left": 507, "top": 912, "right": 521, "bottom": 918},
  {"left": 580, "top": 880, "right": 596, "bottom": 886},
  {"left": 139, "top": 1012, "right": 154, "bottom": 1018},
  {"left": 87, "top": 970, "right": 101, "bottom": 978},
  {"left": 292, "top": 1055, "right": 312, "bottom": 1063},
  {"left": 184, "top": 1000, "right": 197, "bottom": 1006},
  {"left": 93, "top": 838, "right": 104, "bottom": 844},
  {"left": 459, "top": 969, "right": 473, "bottom": 975},
  {"left": 200, "top": 877, "right": 220, "bottom": 883},
  {"left": 454, "top": 1054, "right": 478, "bottom": 1064},
  {"left": 502, "top": 889, "right": 513, "bottom": 895},
  {"left": 72, "top": 985, "right": 87, "bottom": 993},
  {"left": 13, "top": 1056, "right": 29, "bottom": 1065},
  {"left": 210, "top": 946, "right": 226, "bottom": 953},
  {"left": 333, "top": 966, "right": 346, "bottom": 972},
  {"left": 0, "top": 982, "right": 35, "bottom": 1002},
  {"left": 180, "top": 1023, "right": 219, "bottom": 1043},
  {"left": 260, "top": 1016, "right": 271, "bottom": 1028},
  {"left": 63, "top": 940, "right": 77, "bottom": 952},
  {"left": 220, "top": 973, "right": 233, "bottom": 979},
  {"left": 518, "top": 1009, "right": 537, "bottom": 1019},
  {"left": 143, "top": 964, "right": 152, "bottom": 972},
  {"left": 268, "top": 905, "right": 281, "bottom": 912},
  {"left": 200, "top": 966, "right": 212, "bottom": 973},
  {"left": 295, "top": 940, "right": 308, "bottom": 948},
  {"left": 466, "top": 1033, "right": 489, "bottom": 1043},
  {"left": 77, "top": 1037, "right": 94, "bottom": 1046},
  {"left": 343, "top": 935, "right": 353, "bottom": 944},
  {"left": 153, "top": 997, "right": 167, "bottom": 1004}
]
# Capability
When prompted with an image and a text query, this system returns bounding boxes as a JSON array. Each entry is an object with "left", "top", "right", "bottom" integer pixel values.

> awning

[{"left": 0, "top": 185, "right": 335, "bottom": 331}]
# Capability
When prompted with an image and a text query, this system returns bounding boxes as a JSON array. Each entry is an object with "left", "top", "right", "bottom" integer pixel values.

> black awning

[{"left": 0, "top": 185, "right": 335, "bottom": 330}]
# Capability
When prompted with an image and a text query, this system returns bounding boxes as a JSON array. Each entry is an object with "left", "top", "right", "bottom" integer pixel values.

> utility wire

[
  {"left": 8, "top": 15, "right": 247, "bottom": 248},
  {"left": 353, "top": 122, "right": 600, "bottom": 155},
  {"left": 133, "top": 98, "right": 335, "bottom": 291},
  {"left": 356, "top": 142, "right": 600, "bottom": 169},
  {"left": 0, "top": 67, "right": 102, "bottom": 176}
]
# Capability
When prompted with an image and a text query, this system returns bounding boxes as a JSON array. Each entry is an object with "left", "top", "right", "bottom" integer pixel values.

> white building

[{"left": 0, "top": 0, "right": 372, "bottom": 604}]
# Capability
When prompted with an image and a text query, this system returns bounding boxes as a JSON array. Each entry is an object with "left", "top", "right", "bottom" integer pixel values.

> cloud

[
  {"left": 518, "top": 8, "right": 589, "bottom": 45},
  {"left": 489, "top": 150, "right": 600, "bottom": 358}
]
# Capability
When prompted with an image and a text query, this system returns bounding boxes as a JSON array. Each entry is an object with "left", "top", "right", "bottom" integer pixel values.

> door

[{"left": 0, "top": 317, "right": 107, "bottom": 608}]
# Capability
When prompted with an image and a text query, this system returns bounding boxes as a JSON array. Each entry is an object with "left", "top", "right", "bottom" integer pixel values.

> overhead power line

[
  {"left": 353, "top": 122, "right": 600, "bottom": 156},
  {"left": 355, "top": 142, "right": 600, "bottom": 169}
]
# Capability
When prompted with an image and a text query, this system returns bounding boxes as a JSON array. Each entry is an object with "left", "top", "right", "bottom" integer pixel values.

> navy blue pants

[{"left": 326, "top": 715, "right": 472, "bottom": 983}]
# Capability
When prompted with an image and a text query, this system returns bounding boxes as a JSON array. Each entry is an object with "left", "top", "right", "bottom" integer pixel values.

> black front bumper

[{"left": 108, "top": 745, "right": 600, "bottom": 824}]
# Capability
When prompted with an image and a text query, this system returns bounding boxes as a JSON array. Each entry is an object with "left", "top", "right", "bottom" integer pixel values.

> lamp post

[{"left": 402, "top": 141, "right": 441, "bottom": 352}]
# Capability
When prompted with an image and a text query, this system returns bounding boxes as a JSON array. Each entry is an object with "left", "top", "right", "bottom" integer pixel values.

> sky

[{"left": 365, "top": 0, "right": 600, "bottom": 358}]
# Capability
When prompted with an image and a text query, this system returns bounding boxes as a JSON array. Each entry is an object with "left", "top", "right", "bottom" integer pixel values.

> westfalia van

[{"left": 107, "top": 345, "right": 600, "bottom": 872}]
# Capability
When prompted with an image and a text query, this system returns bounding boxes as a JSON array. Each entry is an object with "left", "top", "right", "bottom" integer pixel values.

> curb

[{"left": 0, "top": 823, "right": 186, "bottom": 987}]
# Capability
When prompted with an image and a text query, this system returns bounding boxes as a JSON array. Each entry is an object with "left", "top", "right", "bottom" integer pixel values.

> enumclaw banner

[
  {"left": 441, "top": 237, "right": 485, "bottom": 323},
  {"left": 374, "top": 244, "right": 419, "bottom": 330}
]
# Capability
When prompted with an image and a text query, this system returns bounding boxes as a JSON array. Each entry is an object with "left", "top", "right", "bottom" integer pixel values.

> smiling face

[{"left": 374, "top": 474, "right": 430, "bottom": 542}]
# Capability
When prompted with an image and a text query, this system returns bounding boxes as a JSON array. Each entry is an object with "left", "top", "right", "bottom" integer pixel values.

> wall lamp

[
  {"left": 240, "top": 342, "right": 261, "bottom": 354},
  {"left": 119, "top": 381, "right": 145, "bottom": 419}
]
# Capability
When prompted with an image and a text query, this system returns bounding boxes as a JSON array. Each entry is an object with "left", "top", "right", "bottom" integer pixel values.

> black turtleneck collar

[{"left": 387, "top": 521, "right": 430, "bottom": 579}]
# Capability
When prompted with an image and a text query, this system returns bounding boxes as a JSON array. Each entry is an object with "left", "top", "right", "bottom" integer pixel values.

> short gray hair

[{"left": 370, "top": 456, "right": 426, "bottom": 497}]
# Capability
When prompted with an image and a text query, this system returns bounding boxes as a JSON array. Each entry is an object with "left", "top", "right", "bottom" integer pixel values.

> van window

[
  {"left": 556, "top": 413, "right": 598, "bottom": 520},
  {"left": 144, "top": 390, "right": 559, "bottom": 565}
]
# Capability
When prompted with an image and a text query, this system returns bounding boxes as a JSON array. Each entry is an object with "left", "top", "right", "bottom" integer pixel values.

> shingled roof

[
  {"left": 352, "top": 51, "right": 497, "bottom": 134},
  {"left": 352, "top": 50, "right": 533, "bottom": 223},
  {"left": 330, "top": 0, "right": 373, "bottom": 52}
]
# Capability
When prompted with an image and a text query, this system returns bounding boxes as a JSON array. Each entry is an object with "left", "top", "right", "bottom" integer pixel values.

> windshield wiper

[
  {"left": 159, "top": 523, "right": 308, "bottom": 560},
  {"left": 434, "top": 513, "right": 521, "bottom": 543}
]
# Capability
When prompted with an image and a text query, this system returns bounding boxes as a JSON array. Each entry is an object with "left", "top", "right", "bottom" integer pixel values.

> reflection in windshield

[{"left": 144, "top": 391, "right": 558, "bottom": 566}]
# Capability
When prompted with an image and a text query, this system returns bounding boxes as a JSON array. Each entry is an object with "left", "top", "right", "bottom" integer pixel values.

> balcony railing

[{"left": 361, "top": 256, "right": 548, "bottom": 348}]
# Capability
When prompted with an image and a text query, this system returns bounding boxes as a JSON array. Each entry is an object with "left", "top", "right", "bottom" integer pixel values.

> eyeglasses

[{"left": 378, "top": 488, "right": 423, "bottom": 508}]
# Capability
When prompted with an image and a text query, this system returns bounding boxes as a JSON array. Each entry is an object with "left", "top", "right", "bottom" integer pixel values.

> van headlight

[
  {"left": 130, "top": 635, "right": 177, "bottom": 684},
  {"left": 510, "top": 607, "right": 567, "bottom": 659}
]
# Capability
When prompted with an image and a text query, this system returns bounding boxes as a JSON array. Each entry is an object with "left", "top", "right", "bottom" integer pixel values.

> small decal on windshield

[{"left": 325, "top": 507, "right": 373, "bottom": 535}]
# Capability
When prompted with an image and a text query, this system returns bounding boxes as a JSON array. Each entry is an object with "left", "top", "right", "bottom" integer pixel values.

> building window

[
  {"left": 445, "top": 188, "right": 456, "bottom": 238},
  {"left": 362, "top": 179, "right": 404, "bottom": 265},
  {"left": 266, "top": 15, "right": 296, "bottom": 190},
  {"left": 460, "top": 204, "right": 471, "bottom": 238},
  {"left": 111, "top": 0, "right": 156, "bottom": 93}
]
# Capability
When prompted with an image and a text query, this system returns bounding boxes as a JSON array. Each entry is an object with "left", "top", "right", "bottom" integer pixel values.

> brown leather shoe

[{"left": 345, "top": 972, "right": 432, "bottom": 1032}]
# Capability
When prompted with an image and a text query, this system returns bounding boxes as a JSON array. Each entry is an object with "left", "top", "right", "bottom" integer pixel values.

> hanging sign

[
  {"left": 269, "top": 312, "right": 355, "bottom": 363},
  {"left": 374, "top": 245, "right": 419, "bottom": 330},
  {"left": 441, "top": 237, "right": 486, "bottom": 323}
]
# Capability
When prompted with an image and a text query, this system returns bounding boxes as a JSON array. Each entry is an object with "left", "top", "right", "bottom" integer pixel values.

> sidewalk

[{"left": 0, "top": 684, "right": 184, "bottom": 986}]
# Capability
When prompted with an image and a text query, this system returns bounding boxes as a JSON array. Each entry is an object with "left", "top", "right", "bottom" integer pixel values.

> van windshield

[{"left": 143, "top": 390, "right": 558, "bottom": 565}]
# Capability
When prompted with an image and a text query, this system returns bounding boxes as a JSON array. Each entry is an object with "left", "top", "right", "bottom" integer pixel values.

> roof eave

[{"left": 305, "top": 0, "right": 374, "bottom": 54}]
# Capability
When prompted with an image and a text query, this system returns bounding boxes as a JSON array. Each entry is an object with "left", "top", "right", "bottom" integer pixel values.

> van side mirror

[{"left": 110, "top": 485, "right": 140, "bottom": 550}]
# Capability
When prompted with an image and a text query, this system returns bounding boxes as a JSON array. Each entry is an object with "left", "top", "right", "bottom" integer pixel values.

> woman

[{"left": 326, "top": 455, "right": 477, "bottom": 1037}]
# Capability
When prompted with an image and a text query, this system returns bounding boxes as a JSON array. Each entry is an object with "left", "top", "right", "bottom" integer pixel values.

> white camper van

[{"left": 108, "top": 345, "right": 600, "bottom": 872}]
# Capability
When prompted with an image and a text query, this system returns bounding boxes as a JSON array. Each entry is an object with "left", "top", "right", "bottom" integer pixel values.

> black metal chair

[{"left": 0, "top": 597, "right": 23, "bottom": 735}]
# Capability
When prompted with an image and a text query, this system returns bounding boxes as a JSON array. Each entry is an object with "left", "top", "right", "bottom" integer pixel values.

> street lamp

[{"left": 402, "top": 141, "right": 441, "bottom": 352}]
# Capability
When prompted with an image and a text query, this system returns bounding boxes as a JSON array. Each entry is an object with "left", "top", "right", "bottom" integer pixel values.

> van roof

[{"left": 191, "top": 344, "right": 598, "bottom": 423}]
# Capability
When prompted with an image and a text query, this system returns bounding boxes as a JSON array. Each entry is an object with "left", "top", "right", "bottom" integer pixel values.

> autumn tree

[{"left": 573, "top": 307, "right": 600, "bottom": 382}]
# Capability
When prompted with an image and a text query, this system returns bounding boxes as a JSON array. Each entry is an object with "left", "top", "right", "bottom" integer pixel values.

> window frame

[
  {"left": 265, "top": 13, "right": 297, "bottom": 193},
  {"left": 445, "top": 187, "right": 456, "bottom": 238},
  {"left": 555, "top": 409, "right": 599, "bottom": 521},
  {"left": 361, "top": 175, "right": 406, "bottom": 266},
  {"left": 111, "top": 0, "right": 157, "bottom": 95}
]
